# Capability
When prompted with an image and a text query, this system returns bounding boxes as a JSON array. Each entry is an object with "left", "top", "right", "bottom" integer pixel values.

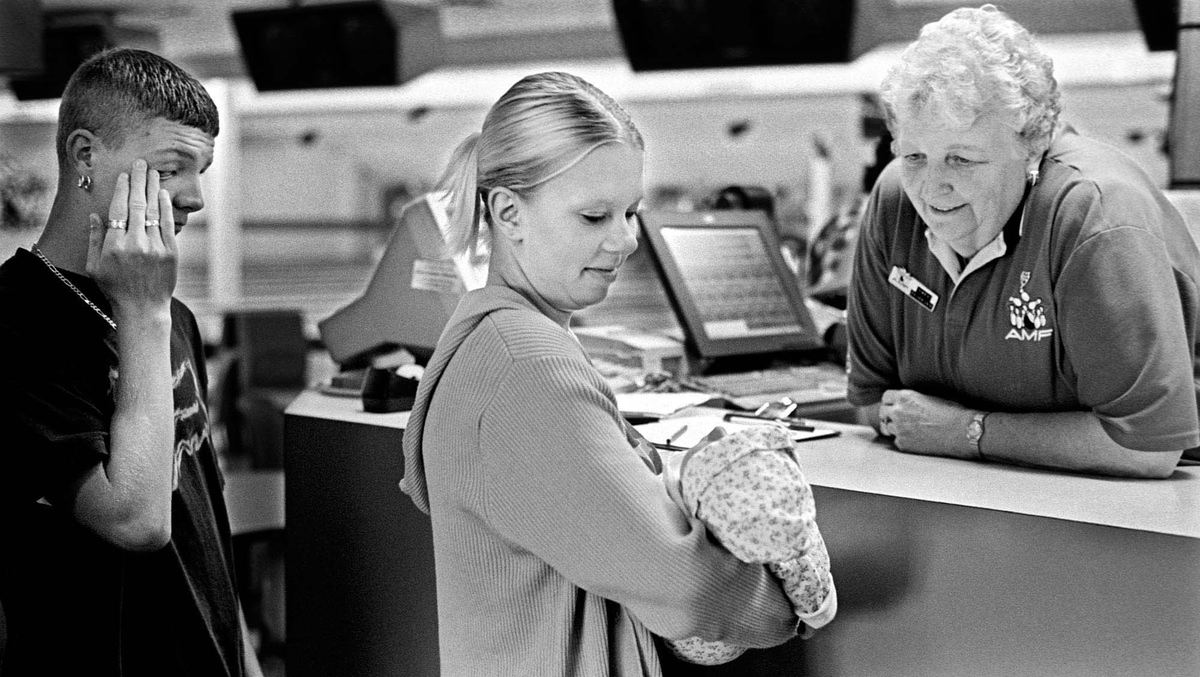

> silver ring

[
  {"left": 144, "top": 219, "right": 161, "bottom": 228},
  {"left": 107, "top": 219, "right": 127, "bottom": 230}
]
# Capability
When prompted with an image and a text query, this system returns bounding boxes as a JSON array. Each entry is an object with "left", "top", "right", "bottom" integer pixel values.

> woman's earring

[
  {"left": 1027, "top": 167, "right": 1039, "bottom": 187},
  {"left": 77, "top": 174, "right": 93, "bottom": 191}
]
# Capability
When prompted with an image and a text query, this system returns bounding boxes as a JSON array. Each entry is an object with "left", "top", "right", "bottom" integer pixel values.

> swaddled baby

[{"left": 661, "top": 425, "right": 838, "bottom": 665}]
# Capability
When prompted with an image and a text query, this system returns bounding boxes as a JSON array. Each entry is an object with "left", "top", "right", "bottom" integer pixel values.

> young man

[{"left": 0, "top": 48, "right": 261, "bottom": 676}]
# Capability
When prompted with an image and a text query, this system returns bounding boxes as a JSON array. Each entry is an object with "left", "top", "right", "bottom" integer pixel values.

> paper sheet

[
  {"left": 615, "top": 392, "right": 717, "bottom": 418},
  {"left": 635, "top": 414, "right": 839, "bottom": 448}
]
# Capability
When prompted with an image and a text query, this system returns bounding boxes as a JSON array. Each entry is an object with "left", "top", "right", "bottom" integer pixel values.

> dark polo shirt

[{"left": 847, "top": 130, "right": 1200, "bottom": 453}]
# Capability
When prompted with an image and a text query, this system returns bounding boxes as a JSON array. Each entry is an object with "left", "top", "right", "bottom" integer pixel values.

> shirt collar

[
  {"left": 923, "top": 184, "right": 1031, "bottom": 285},
  {"left": 925, "top": 227, "right": 1008, "bottom": 284}
]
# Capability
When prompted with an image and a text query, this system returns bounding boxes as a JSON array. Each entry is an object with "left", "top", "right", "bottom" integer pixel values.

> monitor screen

[{"left": 640, "top": 209, "right": 823, "bottom": 364}]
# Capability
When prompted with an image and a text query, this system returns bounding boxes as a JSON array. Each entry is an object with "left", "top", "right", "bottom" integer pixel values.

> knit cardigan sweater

[{"left": 401, "top": 285, "right": 798, "bottom": 676}]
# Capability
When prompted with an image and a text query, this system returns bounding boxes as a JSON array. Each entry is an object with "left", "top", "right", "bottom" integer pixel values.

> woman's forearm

[
  {"left": 859, "top": 398, "right": 1182, "bottom": 478},
  {"left": 979, "top": 410, "right": 1182, "bottom": 479}
]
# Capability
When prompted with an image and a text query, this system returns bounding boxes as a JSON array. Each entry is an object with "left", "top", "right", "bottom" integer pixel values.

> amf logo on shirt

[{"left": 1006, "top": 271, "right": 1054, "bottom": 342}]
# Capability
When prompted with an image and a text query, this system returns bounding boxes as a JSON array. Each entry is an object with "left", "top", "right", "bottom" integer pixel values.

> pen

[
  {"left": 723, "top": 412, "right": 816, "bottom": 432},
  {"left": 666, "top": 424, "right": 689, "bottom": 445}
]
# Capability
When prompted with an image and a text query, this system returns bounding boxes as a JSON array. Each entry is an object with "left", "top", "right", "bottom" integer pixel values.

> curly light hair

[{"left": 879, "top": 4, "right": 1061, "bottom": 156}]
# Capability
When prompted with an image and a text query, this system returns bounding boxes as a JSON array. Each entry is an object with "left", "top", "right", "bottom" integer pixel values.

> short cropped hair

[
  {"left": 435, "top": 71, "right": 644, "bottom": 255},
  {"left": 55, "top": 48, "right": 219, "bottom": 166},
  {"left": 879, "top": 4, "right": 1061, "bottom": 156}
]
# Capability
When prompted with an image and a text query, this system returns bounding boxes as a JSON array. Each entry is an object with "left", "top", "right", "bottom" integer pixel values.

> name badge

[{"left": 888, "top": 266, "right": 939, "bottom": 312}]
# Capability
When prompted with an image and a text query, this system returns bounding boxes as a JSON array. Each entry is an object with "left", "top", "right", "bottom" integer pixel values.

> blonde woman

[{"left": 400, "top": 72, "right": 801, "bottom": 675}]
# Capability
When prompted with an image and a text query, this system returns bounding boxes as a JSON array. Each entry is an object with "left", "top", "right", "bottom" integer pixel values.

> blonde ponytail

[{"left": 434, "top": 132, "right": 483, "bottom": 256}]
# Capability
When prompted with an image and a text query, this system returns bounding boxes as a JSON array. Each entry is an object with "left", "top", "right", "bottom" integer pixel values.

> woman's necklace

[{"left": 30, "top": 243, "right": 117, "bottom": 331}]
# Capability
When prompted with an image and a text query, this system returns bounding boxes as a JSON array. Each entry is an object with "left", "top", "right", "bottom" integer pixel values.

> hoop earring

[{"left": 77, "top": 174, "right": 93, "bottom": 191}]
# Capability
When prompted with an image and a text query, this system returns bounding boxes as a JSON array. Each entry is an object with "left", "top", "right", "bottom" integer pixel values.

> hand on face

[
  {"left": 878, "top": 388, "right": 975, "bottom": 459},
  {"left": 85, "top": 158, "right": 177, "bottom": 321}
]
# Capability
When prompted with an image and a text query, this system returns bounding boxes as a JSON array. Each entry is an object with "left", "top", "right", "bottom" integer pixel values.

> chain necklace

[{"left": 30, "top": 243, "right": 117, "bottom": 331}]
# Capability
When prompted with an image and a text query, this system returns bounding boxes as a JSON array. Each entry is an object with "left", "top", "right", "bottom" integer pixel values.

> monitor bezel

[{"left": 639, "top": 209, "right": 824, "bottom": 363}]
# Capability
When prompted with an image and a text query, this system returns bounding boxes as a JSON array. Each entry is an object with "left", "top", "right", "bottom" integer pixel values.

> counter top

[
  {"left": 287, "top": 388, "right": 409, "bottom": 429},
  {"left": 796, "top": 422, "right": 1200, "bottom": 540},
  {"left": 285, "top": 389, "right": 1200, "bottom": 539}
]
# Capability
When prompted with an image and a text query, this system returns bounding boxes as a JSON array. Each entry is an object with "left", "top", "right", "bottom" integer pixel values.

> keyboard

[{"left": 689, "top": 364, "right": 848, "bottom": 405}]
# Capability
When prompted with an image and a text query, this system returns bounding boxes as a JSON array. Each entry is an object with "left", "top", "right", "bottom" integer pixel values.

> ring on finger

[
  {"left": 144, "top": 219, "right": 161, "bottom": 228},
  {"left": 107, "top": 219, "right": 127, "bottom": 230}
]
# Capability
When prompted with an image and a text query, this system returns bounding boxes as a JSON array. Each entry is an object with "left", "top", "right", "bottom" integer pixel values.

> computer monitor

[
  {"left": 1131, "top": 0, "right": 1178, "bottom": 51},
  {"left": 318, "top": 193, "right": 487, "bottom": 367},
  {"left": 639, "top": 209, "right": 824, "bottom": 370}
]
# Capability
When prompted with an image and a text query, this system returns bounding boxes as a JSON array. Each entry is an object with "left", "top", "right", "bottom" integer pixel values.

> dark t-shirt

[{"left": 0, "top": 248, "right": 243, "bottom": 677}]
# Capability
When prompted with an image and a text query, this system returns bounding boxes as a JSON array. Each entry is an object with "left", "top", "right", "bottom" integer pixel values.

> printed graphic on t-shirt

[
  {"left": 104, "top": 354, "right": 210, "bottom": 491},
  {"left": 1006, "top": 271, "right": 1053, "bottom": 342},
  {"left": 171, "top": 357, "right": 210, "bottom": 490}
]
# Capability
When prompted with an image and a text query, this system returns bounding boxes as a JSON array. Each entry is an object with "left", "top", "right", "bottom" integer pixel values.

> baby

[{"left": 660, "top": 425, "right": 838, "bottom": 665}]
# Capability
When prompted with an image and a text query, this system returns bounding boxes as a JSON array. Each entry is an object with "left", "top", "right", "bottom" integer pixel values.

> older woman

[
  {"left": 400, "top": 71, "right": 800, "bottom": 675},
  {"left": 846, "top": 5, "right": 1200, "bottom": 478}
]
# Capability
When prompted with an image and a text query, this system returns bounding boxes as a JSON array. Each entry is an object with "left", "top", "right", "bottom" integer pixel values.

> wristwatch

[{"left": 967, "top": 411, "right": 989, "bottom": 458}]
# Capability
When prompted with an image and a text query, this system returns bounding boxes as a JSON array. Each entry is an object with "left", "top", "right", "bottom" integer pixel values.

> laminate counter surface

[{"left": 287, "top": 391, "right": 1200, "bottom": 537}]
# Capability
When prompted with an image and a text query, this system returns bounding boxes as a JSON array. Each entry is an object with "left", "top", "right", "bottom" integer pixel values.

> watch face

[{"left": 967, "top": 418, "right": 984, "bottom": 441}]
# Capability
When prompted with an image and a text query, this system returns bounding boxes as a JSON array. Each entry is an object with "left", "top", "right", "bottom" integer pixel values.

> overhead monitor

[
  {"left": 7, "top": 19, "right": 144, "bottom": 101},
  {"left": 639, "top": 209, "right": 823, "bottom": 368},
  {"left": 1131, "top": 0, "right": 1178, "bottom": 51},
  {"left": 231, "top": 0, "right": 443, "bottom": 91},
  {"left": 612, "top": 0, "right": 863, "bottom": 70},
  {"left": 0, "top": 0, "right": 42, "bottom": 78},
  {"left": 318, "top": 193, "right": 486, "bottom": 367}
]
